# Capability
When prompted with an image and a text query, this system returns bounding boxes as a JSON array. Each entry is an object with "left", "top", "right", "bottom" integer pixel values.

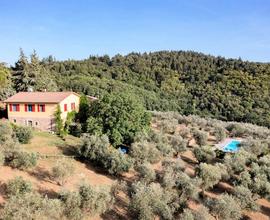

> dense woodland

[{"left": 1, "top": 49, "right": 270, "bottom": 127}]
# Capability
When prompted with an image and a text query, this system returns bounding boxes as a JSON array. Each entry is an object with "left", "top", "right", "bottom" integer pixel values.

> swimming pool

[{"left": 223, "top": 140, "right": 241, "bottom": 152}]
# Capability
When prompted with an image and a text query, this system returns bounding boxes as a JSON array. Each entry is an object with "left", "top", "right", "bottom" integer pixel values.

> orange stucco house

[{"left": 4, "top": 92, "right": 80, "bottom": 131}]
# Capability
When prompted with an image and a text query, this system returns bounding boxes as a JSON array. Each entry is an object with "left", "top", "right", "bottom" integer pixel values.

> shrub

[
  {"left": 156, "top": 142, "right": 173, "bottom": 156},
  {"left": 9, "top": 151, "right": 37, "bottom": 170},
  {"left": 206, "top": 194, "right": 242, "bottom": 220},
  {"left": 194, "top": 206, "right": 212, "bottom": 220},
  {"left": 136, "top": 162, "right": 156, "bottom": 183},
  {"left": 240, "top": 138, "right": 268, "bottom": 156},
  {"left": 51, "top": 158, "right": 75, "bottom": 185},
  {"left": 130, "top": 141, "right": 161, "bottom": 164},
  {"left": 78, "top": 134, "right": 110, "bottom": 160},
  {"left": 69, "top": 122, "right": 82, "bottom": 137},
  {"left": 162, "top": 158, "right": 186, "bottom": 173},
  {"left": 129, "top": 182, "right": 175, "bottom": 220},
  {"left": 1, "top": 139, "right": 21, "bottom": 161},
  {"left": 103, "top": 149, "right": 133, "bottom": 175},
  {"left": 224, "top": 149, "right": 254, "bottom": 175},
  {"left": 160, "top": 119, "right": 178, "bottom": 134},
  {"left": 233, "top": 186, "right": 259, "bottom": 211},
  {"left": 147, "top": 130, "right": 168, "bottom": 144},
  {"left": 236, "top": 171, "right": 252, "bottom": 188},
  {"left": 2, "top": 192, "right": 64, "bottom": 220},
  {"left": 79, "top": 183, "right": 114, "bottom": 215},
  {"left": 178, "top": 127, "right": 190, "bottom": 139},
  {"left": 251, "top": 173, "right": 270, "bottom": 198},
  {"left": 59, "top": 190, "right": 83, "bottom": 220},
  {"left": 13, "top": 125, "right": 33, "bottom": 144},
  {"left": 6, "top": 176, "right": 32, "bottom": 197},
  {"left": 0, "top": 120, "right": 13, "bottom": 145},
  {"left": 192, "top": 129, "right": 208, "bottom": 146},
  {"left": 193, "top": 146, "right": 216, "bottom": 163},
  {"left": 79, "top": 134, "right": 133, "bottom": 175},
  {"left": 161, "top": 159, "right": 186, "bottom": 189},
  {"left": 196, "top": 163, "right": 222, "bottom": 194},
  {"left": 179, "top": 206, "right": 212, "bottom": 220},
  {"left": 178, "top": 209, "right": 195, "bottom": 220},
  {"left": 226, "top": 123, "right": 246, "bottom": 137},
  {"left": 175, "top": 171, "right": 199, "bottom": 202},
  {"left": 213, "top": 125, "right": 226, "bottom": 142},
  {"left": 258, "top": 154, "right": 270, "bottom": 167},
  {"left": 170, "top": 135, "right": 187, "bottom": 154}
]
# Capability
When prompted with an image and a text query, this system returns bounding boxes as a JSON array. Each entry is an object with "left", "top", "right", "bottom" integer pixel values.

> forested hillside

[{"left": 3, "top": 50, "right": 270, "bottom": 127}]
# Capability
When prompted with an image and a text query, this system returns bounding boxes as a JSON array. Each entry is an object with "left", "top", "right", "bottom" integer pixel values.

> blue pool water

[{"left": 223, "top": 140, "right": 241, "bottom": 152}]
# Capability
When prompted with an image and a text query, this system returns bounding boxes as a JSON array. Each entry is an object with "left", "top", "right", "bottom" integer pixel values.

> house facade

[{"left": 4, "top": 92, "right": 80, "bottom": 131}]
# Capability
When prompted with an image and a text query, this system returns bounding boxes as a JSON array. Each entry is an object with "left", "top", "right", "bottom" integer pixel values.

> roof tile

[{"left": 4, "top": 92, "right": 80, "bottom": 103}]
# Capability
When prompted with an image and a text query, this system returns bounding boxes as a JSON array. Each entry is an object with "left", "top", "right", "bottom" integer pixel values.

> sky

[{"left": 0, "top": 0, "right": 270, "bottom": 64}]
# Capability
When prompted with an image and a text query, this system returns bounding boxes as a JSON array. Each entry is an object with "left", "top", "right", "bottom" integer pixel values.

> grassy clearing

[{"left": 22, "top": 130, "right": 82, "bottom": 156}]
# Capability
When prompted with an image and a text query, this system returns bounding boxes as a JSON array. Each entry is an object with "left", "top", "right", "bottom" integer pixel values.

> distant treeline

[{"left": 1, "top": 50, "right": 270, "bottom": 127}]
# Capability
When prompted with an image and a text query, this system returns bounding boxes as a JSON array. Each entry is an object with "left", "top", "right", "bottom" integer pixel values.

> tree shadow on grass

[
  {"left": 56, "top": 143, "right": 77, "bottom": 157},
  {"left": 37, "top": 187, "right": 59, "bottom": 199},
  {"left": 101, "top": 192, "right": 130, "bottom": 220},
  {"left": 26, "top": 166, "right": 54, "bottom": 184}
]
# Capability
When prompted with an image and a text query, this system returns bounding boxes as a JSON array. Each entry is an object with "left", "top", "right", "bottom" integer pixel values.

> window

[
  {"left": 28, "top": 120, "right": 33, "bottom": 127},
  {"left": 64, "top": 104, "right": 67, "bottom": 112},
  {"left": 35, "top": 122, "right": 38, "bottom": 126},
  {"left": 71, "top": 103, "right": 75, "bottom": 110},
  {"left": 25, "top": 104, "right": 35, "bottom": 112},
  {"left": 13, "top": 119, "right": 16, "bottom": 123},
  {"left": 38, "top": 104, "right": 45, "bottom": 112},
  {"left": 9, "top": 104, "right": 20, "bottom": 112}
]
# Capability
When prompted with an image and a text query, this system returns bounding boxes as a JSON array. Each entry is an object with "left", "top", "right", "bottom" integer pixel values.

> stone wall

[{"left": 9, "top": 116, "right": 55, "bottom": 131}]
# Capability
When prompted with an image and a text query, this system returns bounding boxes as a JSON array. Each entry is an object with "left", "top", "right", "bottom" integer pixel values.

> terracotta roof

[{"left": 4, "top": 92, "right": 80, "bottom": 103}]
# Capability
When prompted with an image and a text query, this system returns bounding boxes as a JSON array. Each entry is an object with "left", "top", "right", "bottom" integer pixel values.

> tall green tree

[
  {"left": 54, "top": 105, "right": 64, "bottom": 137},
  {"left": 86, "top": 93, "right": 151, "bottom": 146},
  {"left": 0, "top": 63, "right": 15, "bottom": 100},
  {"left": 12, "top": 49, "right": 32, "bottom": 92},
  {"left": 12, "top": 49, "right": 57, "bottom": 92}
]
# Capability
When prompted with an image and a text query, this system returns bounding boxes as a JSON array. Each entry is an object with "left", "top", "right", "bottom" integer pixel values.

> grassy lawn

[{"left": 23, "top": 130, "right": 82, "bottom": 155}]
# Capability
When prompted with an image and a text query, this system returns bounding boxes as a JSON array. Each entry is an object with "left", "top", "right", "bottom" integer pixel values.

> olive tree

[
  {"left": 178, "top": 206, "right": 211, "bottom": 220},
  {"left": 196, "top": 163, "right": 223, "bottom": 196},
  {"left": 192, "top": 129, "right": 208, "bottom": 146},
  {"left": 6, "top": 176, "right": 32, "bottom": 197},
  {"left": 9, "top": 151, "right": 37, "bottom": 170},
  {"left": 78, "top": 134, "right": 133, "bottom": 174},
  {"left": 79, "top": 183, "right": 114, "bottom": 215},
  {"left": 51, "top": 158, "right": 75, "bottom": 185},
  {"left": 206, "top": 194, "right": 242, "bottom": 220},
  {"left": 13, "top": 125, "right": 33, "bottom": 144},
  {"left": 129, "top": 182, "right": 175, "bottom": 220},
  {"left": 193, "top": 146, "right": 216, "bottom": 163},
  {"left": 136, "top": 162, "right": 156, "bottom": 183},
  {"left": 213, "top": 125, "right": 226, "bottom": 142},
  {"left": 59, "top": 190, "right": 83, "bottom": 220},
  {"left": 170, "top": 135, "right": 187, "bottom": 155},
  {"left": 130, "top": 141, "right": 161, "bottom": 164},
  {"left": 233, "top": 186, "right": 259, "bottom": 211},
  {"left": 2, "top": 192, "right": 64, "bottom": 220}
]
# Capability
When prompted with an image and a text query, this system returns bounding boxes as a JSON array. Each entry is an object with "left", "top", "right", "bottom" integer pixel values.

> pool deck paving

[{"left": 215, "top": 138, "right": 243, "bottom": 151}]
